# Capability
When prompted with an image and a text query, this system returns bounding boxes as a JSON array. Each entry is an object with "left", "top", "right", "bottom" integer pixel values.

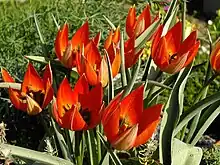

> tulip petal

[
  {"left": 135, "top": 5, "right": 151, "bottom": 37},
  {"left": 72, "top": 75, "right": 89, "bottom": 102},
  {"left": 120, "top": 85, "right": 144, "bottom": 125},
  {"left": 43, "top": 63, "right": 53, "bottom": 85},
  {"left": 151, "top": 25, "right": 163, "bottom": 58},
  {"left": 26, "top": 95, "right": 42, "bottom": 115},
  {"left": 134, "top": 104, "right": 162, "bottom": 147},
  {"left": 42, "top": 80, "right": 54, "bottom": 109},
  {"left": 93, "top": 31, "right": 101, "bottom": 47},
  {"left": 165, "top": 22, "right": 182, "bottom": 55},
  {"left": 99, "top": 57, "right": 109, "bottom": 87},
  {"left": 112, "top": 49, "right": 121, "bottom": 77},
  {"left": 104, "top": 31, "right": 113, "bottom": 50},
  {"left": 55, "top": 23, "right": 68, "bottom": 60},
  {"left": 1, "top": 68, "right": 15, "bottom": 82},
  {"left": 179, "top": 31, "right": 197, "bottom": 56},
  {"left": 153, "top": 37, "right": 169, "bottom": 70},
  {"left": 183, "top": 40, "right": 200, "bottom": 67},
  {"left": 8, "top": 88, "right": 27, "bottom": 111},
  {"left": 112, "top": 27, "right": 120, "bottom": 44},
  {"left": 85, "top": 59, "right": 98, "bottom": 86},
  {"left": 62, "top": 106, "right": 86, "bottom": 131},
  {"left": 126, "top": 6, "right": 136, "bottom": 38},
  {"left": 71, "top": 21, "right": 89, "bottom": 48},
  {"left": 103, "top": 105, "right": 120, "bottom": 142},
  {"left": 52, "top": 98, "right": 63, "bottom": 125},
  {"left": 22, "top": 63, "right": 44, "bottom": 93},
  {"left": 112, "top": 124, "right": 138, "bottom": 150},
  {"left": 57, "top": 78, "right": 75, "bottom": 117},
  {"left": 211, "top": 41, "right": 220, "bottom": 71}
]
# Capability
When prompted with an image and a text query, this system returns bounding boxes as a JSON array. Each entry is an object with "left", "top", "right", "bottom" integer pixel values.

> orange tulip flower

[
  {"left": 55, "top": 21, "right": 99, "bottom": 69},
  {"left": 210, "top": 41, "right": 220, "bottom": 73},
  {"left": 102, "top": 85, "right": 163, "bottom": 150},
  {"left": 126, "top": 5, "right": 152, "bottom": 38},
  {"left": 52, "top": 75, "right": 104, "bottom": 131},
  {"left": 76, "top": 41, "right": 108, "bottom": 87},
  {"left": 104, "top": 27, "right": 121, "bottom": 77},
  {"left": 124, "top": 36, "right": 143, "bottom": 68},
  {"left": 1, "top": 63, "right": 53, "bottom": 115},
  {"left": 151, "top": 21, "right": 200, "bottom": 74}
]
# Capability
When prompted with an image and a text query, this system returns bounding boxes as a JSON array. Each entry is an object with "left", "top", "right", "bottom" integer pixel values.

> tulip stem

[
  {"left": 51, "top": 118, "right": 72, "bottom": 161},
  {"left": 122, "top": 58, "right": 141, "bottom": 99},
  {"left": 125, "top": 68, "right": 131, "bottom": 82},
  {"left": 64, "top": 129, "right": 74, "bottom": 156},
  {"left": 75, "top": 131, "right": 83, "bottom": 165},
  {"left": 96, "top": 125, "right": 102, "bottom": 163}
]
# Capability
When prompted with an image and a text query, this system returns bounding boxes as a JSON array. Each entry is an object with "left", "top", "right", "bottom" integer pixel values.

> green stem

[
  {"left": 85, "top": 130, "right": 94, "bottom": 165},
  {"left": 121, "top": 58, "right": 141, "bottom": 99},
  {"left": 96, "top": 125, "right": 102, "bottom": 163},
  {"left": 64, "top": 129, "right": 74, "bottom": 156},
  {"left": 75, "top": 131, "right": 83, "bottom": 165},
  {"left": 125, "top": 68, "right": 131, "bottom": 83}
]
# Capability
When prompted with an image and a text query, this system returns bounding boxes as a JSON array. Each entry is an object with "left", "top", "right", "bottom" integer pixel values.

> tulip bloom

[
  {"left": 1, "top": 63, "right": 53, "bottom": 115},
  {"left": 126, "top": 5, "right": 152, "bottom": 38},
  {"left": 210, "top": 41, "right": 220, "bottom": 73},
  {"left": 55, "top": 21, "right": 101, "bottom": 69},
  {"left": 151, "top": 21, "right": 200, "bottom": 74},
  {"left": 76, "top": 41, "right": 108, "bottom": 87},
  {"left": 52, "top": 75, "right": 103, "bottom": 130},
  {"left": 104, "top": 27, "right": 121, "bottom": 77},
  {"left": 124, "top": 36, "right": 144, "bottom": 68},
  {"left": 102, "top": 85, "right": 163, "bottom": 150}
]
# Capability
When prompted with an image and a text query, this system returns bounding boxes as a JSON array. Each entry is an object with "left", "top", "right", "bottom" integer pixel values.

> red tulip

[
  {"left": 151, "top": 21, "right": 200, "bottom": 74},
  {"left": 210, "top": 41, "right": 220, "bottom": 73},
  {"left": 52, "top": 75, "right": 104, "bottom": 130},
  {"left": 126, "top": 5, "right": 152, "bottom": 38},
  {"left": 102, "top": 85, "right": 163, "bottom": 150},
  {"left": 124, "top": 36, "right": 143, "bottom": 68},
  {"left": 76, "top": 41, "right": 108, "bottom": 87},
  {"left": 1, "top": 63, "right": 53, "bottom": 115},
  {"left": 55, "top": 21, "right": 89, "bottom": 68},
  {"left": 104, "top": 27, "right": 121, "bottom": 77}
]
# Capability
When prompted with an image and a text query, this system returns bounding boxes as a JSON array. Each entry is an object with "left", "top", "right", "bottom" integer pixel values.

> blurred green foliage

[{"left": 201, "top": 145, "right": 220, "bottom": 165}]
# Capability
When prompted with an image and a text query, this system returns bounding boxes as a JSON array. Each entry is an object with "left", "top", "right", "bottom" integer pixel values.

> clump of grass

[{"left": 0, "top": 0, "right": 147, "bottom": 78}]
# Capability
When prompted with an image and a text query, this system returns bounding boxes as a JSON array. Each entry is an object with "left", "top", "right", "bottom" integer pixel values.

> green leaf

[
  {"left": 0, "top": 82, "right": 21, "bottom": 90},
  {"left": 162, "top": 6, "right": 179, "bottom": 36},
  {"left": 121, "top": 58, "right": 141, "bottom": 99},
  {"left": 120, "top": 31, "right": 127, "bottom": 87},
  {"left": 0, "top": 143, "right": 73, "bottom": 165},
  {"left": 98, "top": 132, "right": 122, "bottom": 165},
  {"left": 163, "top": 0, "right": 178, "bottom": 24},
  {"left": 191, "top": 101, "right": 220, "bottom": 145},
  {"left": 159, "top": 65, "right": 192, "bottom": 165},
  {"left": 173, "top": 91, "right": 220, "bottom": 136},
  {"left": 25, "top": 55, "right": 49, "bottom": 64},
  {"left": 172, "top": 138, "right": 202, "bottom": 165},
  {"left": 105, "top": 51, "right": 114, "bottom": 103},
  {"left": 135, "top": 19, "right": 160, "bottom": 52},
  {"left": 103, "top": 15, "right": 116, "bottom": 30}
]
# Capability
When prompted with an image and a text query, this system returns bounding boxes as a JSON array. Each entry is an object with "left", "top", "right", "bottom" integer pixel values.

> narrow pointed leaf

[
  {"left": 159, "top": 64, "right": 192, "bottom": 164},
  {"left": 191, "top": 101, "right": 220, "bottom": 145},
  {"left": 135, "top": 19, "right": 160, "bottom": 52},
  {"left": 103, "top": 15, "right": 116, "bottom": 30},
  {"left": 174, "top": 92, "right": 220, "bottom": 136}
]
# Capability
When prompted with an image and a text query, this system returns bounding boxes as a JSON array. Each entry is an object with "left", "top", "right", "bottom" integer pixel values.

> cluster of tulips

[{"left": 1, "top": 3, "right": 220, "bottom": 154}]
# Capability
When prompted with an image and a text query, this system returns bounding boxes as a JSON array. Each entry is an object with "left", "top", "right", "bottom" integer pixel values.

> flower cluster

[{"left": 1, "top": 4, "right": 206, "bottom": 151}]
